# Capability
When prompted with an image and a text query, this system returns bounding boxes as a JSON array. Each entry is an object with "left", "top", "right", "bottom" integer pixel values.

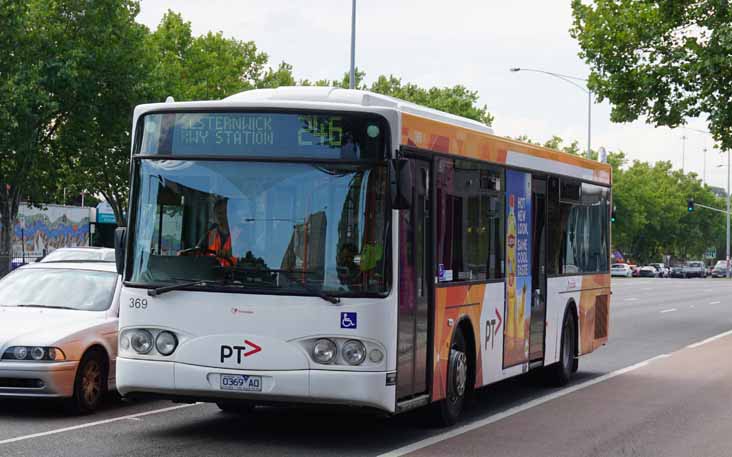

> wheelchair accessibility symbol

[{"left": 341, "top": 312, "right": 357, "bottom": 329}]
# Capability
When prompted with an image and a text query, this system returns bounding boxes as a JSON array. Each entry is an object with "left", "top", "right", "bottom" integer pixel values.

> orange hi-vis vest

[{"left": 207, "top": 229, "right": 236, "bottom": 265}]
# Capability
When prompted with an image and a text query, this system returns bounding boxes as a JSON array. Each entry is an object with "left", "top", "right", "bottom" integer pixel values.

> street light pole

[
  {"left": 509, "top": 67, "right": 592, "bottom": 159},
  {"left": 349, "top": 0, "right": 357, "bottom": 89},
  {"left": 681, "top": 135, "right": 687, "bottom": 172},
  {"left": 727, "top": 149, "right": 730, "bottom": 278}
]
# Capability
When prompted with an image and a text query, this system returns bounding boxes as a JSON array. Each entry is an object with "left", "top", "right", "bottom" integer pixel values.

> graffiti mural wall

[{"left": 0, "top": 205, "right": 91, "bottom": 258}]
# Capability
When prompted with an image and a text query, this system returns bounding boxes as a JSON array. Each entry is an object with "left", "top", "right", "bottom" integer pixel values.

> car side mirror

[
  {"left": 114, "top": 227, "right": 127, "bottom": 276},
  {"left": 389, "top": 158, "right": 412, "bottom": 210}
]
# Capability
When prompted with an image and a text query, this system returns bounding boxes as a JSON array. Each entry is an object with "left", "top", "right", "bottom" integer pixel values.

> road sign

[{"left": 705, "top": 247, "right": 717, "bottom": 259}]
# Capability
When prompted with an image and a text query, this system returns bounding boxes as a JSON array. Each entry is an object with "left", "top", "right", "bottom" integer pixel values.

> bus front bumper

[{"left": 116, "top": 357, "right": 396, "bottom": 413}]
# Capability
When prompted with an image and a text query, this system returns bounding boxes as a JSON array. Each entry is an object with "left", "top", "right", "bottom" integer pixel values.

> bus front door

[
  {"left": 529, "top": 177, "right": 547, "bottom": 362},
  {"left": 397, "top": 159, "right": 431, "bottom": 400}
]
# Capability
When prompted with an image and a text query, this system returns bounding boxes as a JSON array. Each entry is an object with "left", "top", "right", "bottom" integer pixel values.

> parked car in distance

[
  {"left": 670, "top": 265, "right": 685, "bottom": 278},
  {"left": 0, "top": 261, "right": 120, "bottom": 414},
  {"left": 40, "top": 247, "right": 115, "bottom": 263},
  {"left": 682, "top": 261, "right": 706, "bottom": 278},
  {"left": 712, "top": 260, "right": 728, "bottom": 278},
  {"left": 611, "top": 263, "right": 633, "bottom": 277},
  {"left": 639, "top": 265, "right": 660, "bottom": 278},
  {"left": 649, "top": 263, "right": 669, "bottom": 278}
]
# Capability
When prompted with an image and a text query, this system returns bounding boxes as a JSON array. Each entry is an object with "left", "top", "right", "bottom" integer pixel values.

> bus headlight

[
  {"left": 155, "top": 331, "right": 178, "bottom": 356},
  {"left": 129, "top": 329, "right": 154, "bottom": 354},
  {"left": 342, "top": 340, "right": 366, "bottom": 365},
  {"left": 312, "top": 339, "right": 337, "bottom": 364}
]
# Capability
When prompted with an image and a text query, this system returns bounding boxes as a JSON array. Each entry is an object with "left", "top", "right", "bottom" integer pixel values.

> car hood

[{"left": 0, "top": 307, "right": 108, "bottom": 349}]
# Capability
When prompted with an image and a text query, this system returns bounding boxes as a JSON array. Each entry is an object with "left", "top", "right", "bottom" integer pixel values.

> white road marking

[
  {"left": 380, "top": 328, "right": 732, "bottom": 457},
  {"left": 660, "top": 308, "right": 677, "bottom": 314},
  {"left": 710, "top": 301, "right": 721, "bottom": 305},
  {"left": 687, "top": 329, "right": 732, "bottom": 349},
  {"left": 0, "top": 403, "right": 200, "bottom": 446},
  {"left": 625, "top": 298, "right": 639, "bottom": 301}
]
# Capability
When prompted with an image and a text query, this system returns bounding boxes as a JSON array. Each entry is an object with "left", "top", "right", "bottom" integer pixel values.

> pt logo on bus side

[{"left": 220, "top": 340, "right": 262, "bottom": 364}]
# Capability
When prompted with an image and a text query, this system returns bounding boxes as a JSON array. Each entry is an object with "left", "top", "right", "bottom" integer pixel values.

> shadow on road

[{"left": 141, "top": 369, "right": 609, "bottom": 456}]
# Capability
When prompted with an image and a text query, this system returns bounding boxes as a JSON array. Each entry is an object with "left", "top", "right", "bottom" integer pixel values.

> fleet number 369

[{"left": 129, "top": 298, "right": 148, "bottom": 309}]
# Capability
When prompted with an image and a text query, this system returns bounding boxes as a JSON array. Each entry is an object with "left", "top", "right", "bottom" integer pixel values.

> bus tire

[
  {"left": 435, "top": 329, "right": 469, "bottom": 426},
  {"left": 544, "top": 311, "right": 576, "bottom": 387},
  {"left": 65, "top": 349, "right": 108, "bottom": 415},
  {"left": 216, "top": 400, "right": 255, "bottom": 415}
]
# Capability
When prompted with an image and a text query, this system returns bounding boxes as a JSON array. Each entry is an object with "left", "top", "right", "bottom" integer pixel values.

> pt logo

[
  {"left": 220, "top": 340, "right": 262, "bottom": 364},
  {"left": 485, "top": 308, "right": 503, "bottom": 350}
]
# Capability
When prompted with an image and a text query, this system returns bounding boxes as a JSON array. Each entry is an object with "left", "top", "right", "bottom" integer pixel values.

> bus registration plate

[{"left": 220, "top": 374, "right": 262, "bottom": 392}]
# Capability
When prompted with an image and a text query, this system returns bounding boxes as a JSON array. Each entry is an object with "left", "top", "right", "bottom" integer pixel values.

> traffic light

[
  {"left": 687, "top": 198, "right": 695, "bottom": 212},
  {"left": 611, "top": 205, "right": 617, "bottom": 223}
]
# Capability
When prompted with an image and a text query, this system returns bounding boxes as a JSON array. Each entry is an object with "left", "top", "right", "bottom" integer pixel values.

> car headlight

[
  {"left": 312, "top": 338, "right": 337, "bottom": 364},
  {"left": 2, "top": 346, "right": 65, "bottom": 361},
  {"left": 129, "top": 329, "right": 154, "bottom": 354},
  {"left": 155, "top": 331, "right": 178, "bottom": 356},
  {"left": 342, "top": 340, "right": 366, "bottom": 365}
]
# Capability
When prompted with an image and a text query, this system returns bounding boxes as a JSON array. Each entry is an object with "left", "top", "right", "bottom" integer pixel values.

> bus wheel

[
  {"left": 436, "top": 329, "right": 469, "bottom": 426},
  {"left": 545, "top": 311, "right": 576, "bottom": 387},
  {"left": 216, "top": 400, "right": 255, "bottom": 415}
]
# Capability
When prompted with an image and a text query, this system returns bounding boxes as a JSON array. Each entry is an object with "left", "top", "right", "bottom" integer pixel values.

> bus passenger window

[{"left": 436, "top": 158, "right": 504, "bottom": 283}]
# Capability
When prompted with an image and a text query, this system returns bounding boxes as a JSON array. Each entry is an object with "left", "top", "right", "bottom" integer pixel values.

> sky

[{"left": 136, "top": 0, "right": 730, "bottom": 190}]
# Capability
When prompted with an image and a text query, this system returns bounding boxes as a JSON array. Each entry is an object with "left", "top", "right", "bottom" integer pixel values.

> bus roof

[{"left": 135, "top": 86, "right": 611, "bottom": 185}]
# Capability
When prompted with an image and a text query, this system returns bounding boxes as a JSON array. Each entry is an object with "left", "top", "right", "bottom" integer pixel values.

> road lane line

[
  {"left": 0, "top": 403, "right": 200, "bottom": 446},
  {"left": 687, "top": 329, "right": 732, "bottom": 349},
  {"left": 710, "top": 301, "right": 721, "bottom": 305},
  {"left": 377, "top": 354, "right": 671, "bottom": 457},
  {"left": 624, "top": 298, "right": 638, "bottom": 301},
  {"left": 660, "top": 308, "right": 677, "bottom": 314}
]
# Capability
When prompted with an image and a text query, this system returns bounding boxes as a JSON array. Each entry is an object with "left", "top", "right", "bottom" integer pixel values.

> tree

[
  {"left": 0, "top": 0, "right": 96, "bottom": 273},
  {"left": 53, "top": 0, "right": 151, "bottom": 226},
  {"left": 571, "top": 0, "right": 732, "bottom": 151},
  {"left": 147, "top": 11, "right": 294, "bottom": 101},
  {"left": 305, "top": 70, "right": 494, "bottom": 126}
]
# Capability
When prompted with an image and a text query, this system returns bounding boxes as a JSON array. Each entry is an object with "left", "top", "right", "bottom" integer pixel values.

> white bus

[{"left": 115, "top": 87, "right": 611, "bottom": 424}]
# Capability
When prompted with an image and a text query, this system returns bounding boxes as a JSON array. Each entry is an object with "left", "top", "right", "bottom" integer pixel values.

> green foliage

[
  {"left": 610, "top": 160, "right": 725, "bottom": 263},
  {"left": 301, "top": 70, "right": 493, "bottom": 126},
  {"left": 146, "top": 11, "right": 290, "bottom": 101},
  {"left": 571, "top": 0, "right": 732, "bottom": 151}
]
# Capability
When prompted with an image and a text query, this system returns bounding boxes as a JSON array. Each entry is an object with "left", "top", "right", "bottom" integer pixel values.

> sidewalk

[{"left": 408, "top": 332, "right": 732, "bottom": 457}]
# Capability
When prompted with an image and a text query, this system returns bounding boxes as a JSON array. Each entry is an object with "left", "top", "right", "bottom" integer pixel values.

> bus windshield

[{"left": 128, "top": 159, "right": 390, "bottom": 296}]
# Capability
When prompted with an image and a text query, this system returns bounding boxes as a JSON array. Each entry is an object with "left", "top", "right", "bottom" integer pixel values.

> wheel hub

[{"left": 451, "top": 349, "right": 468, "bottom": 399}]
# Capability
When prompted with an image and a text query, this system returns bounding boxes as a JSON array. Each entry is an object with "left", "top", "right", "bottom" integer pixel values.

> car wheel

[
  {"left": 435, "top": 329, "right": 469, "bottom": 426},
  {"left": 216, "top": 400, "right": 256, "bottom": 414},
  {"left": 65, "top": 349, "right": 108, "bottom": 415},
  {"left": 545, "top": 310, "right": 576, "bottom": 387}
]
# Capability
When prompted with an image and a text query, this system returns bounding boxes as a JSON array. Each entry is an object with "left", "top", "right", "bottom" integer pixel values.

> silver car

[{"left": 0, "top": 261, "right": 120, "bottom": 413}]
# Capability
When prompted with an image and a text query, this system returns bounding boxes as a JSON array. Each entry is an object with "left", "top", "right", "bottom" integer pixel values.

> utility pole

[{"left": 349, "top": 0, "right": 357, "bottom": 89}]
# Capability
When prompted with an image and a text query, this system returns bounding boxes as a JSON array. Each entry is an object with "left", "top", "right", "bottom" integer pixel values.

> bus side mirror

[
  {"left": 114, "top": 227, "right": 127, "bottom": 276},
  {"left": 389, "top": 158, "right": 412, "bottom": 210}
]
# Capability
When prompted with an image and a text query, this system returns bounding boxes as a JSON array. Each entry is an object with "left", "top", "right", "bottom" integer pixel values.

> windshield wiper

[
  {"left": 14, "top": 304, "right": 76, "bottom": 310},
  {"left": 275, "top": 269, "right": 341, "bottom": 304},
  {"left": 148, "top": 279, "right": 229, "bottom": 297}
]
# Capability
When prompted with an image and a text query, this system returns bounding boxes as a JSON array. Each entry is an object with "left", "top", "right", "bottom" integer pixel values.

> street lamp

[
  {"left": 349, "top": 0, "right": 357, "bottom": 89},
  {"left": 509, "top": 67, "right": 593, "bottom": 159}
]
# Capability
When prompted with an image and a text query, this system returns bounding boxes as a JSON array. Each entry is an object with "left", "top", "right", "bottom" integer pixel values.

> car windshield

[
  {"left": 42, "top": 249, "right": 114, "bottom": 262},
  {"left": 128, "top": 160, "right": 390, "bottom": 296},
  {"left": 0, "top": 268, "right": 117, "bottom": 311},
  {"left": 686, "top": 262, "right": 703, "bottom": 267},
  {"left": 611, "top": 264, "right": 626, "bottom": 268}
]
